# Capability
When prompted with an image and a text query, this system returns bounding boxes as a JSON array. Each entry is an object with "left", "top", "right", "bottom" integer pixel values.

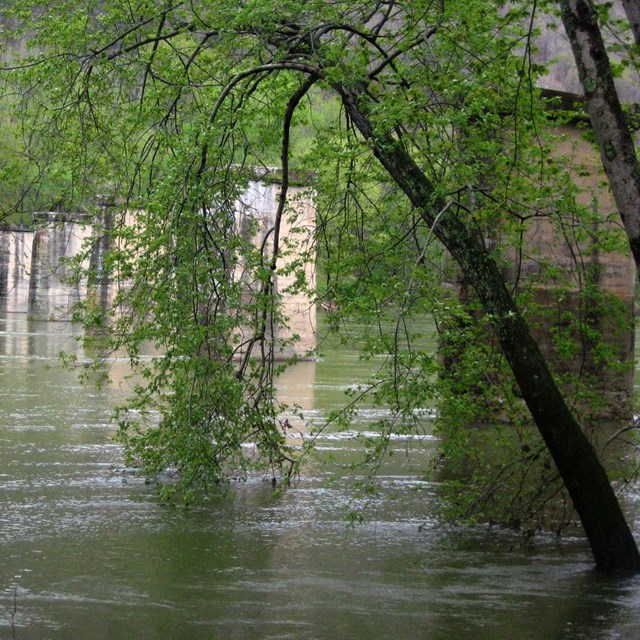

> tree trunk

[
  {"left": 335, "top": 83, "right": 640, "bottom": 576},
  {"left": 622, "top": 0, "right": 640, "bottom": 46},
  {"left": 558, "top": 0, "right": 640, "bottom": 277}
]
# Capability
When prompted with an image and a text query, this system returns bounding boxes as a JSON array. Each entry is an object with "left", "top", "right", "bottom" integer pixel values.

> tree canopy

[{"left": 2, "top": 0, "right": 640, "bottom": 574}]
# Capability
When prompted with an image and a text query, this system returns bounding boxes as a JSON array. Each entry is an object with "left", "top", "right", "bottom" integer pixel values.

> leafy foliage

[{"left": 0, "top": 0, "right": 635, "bottom": 531}]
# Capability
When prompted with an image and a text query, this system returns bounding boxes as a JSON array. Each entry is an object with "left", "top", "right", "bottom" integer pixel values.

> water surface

[{"left": 1, "top": 313, "right": 640, "bottom": 640}]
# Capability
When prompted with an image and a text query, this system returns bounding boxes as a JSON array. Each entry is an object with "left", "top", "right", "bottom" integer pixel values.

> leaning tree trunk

[
  {"left": 559, "top": 0, "right": 640, "bottom": 277},
  {"left": 335, "top": 83, "right": 640, "bottom": 576},
  {"left": 622, "top": 0, "right": 640, "bottom": 46}
]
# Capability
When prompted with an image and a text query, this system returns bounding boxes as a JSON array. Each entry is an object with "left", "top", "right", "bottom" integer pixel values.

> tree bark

[
  {"left": 558, "top": 0, "right": 640, "bottom": 277},
  {"left": 335, "top": 83, "right": 640, "bottom": 576},
  {"left": 622, "top": 0, "right": 640, "bottom": 46}
]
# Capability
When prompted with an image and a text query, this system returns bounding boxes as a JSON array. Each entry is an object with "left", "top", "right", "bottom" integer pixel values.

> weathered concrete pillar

[
  {"left": 446, "top": 123, "right": 635, "bottom": 422},
  {"left": 0, "top": 181, "right": 317, "bottom": 357},
  {"left": 0, "top": 226, "right": 34, "bottom": 313},
  {"left": 27, "top": 213, "right": 92, "bottom": 320},
  {"left": 512, "top": 124, "right": 635, "bottom": 421},
  {"left": 234, "top": 170, "right": 316, "bottom": 360},
  {"left": 87, "top": 196, "right": 117, "bottom": 313}
]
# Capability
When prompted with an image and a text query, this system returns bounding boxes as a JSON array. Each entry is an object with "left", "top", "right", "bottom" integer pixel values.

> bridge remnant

[{"left": 0, "top": 174, "right": 317, "bottom": 359}]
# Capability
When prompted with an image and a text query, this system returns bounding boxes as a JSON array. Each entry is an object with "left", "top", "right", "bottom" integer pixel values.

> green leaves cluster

[{"left": 1, "top": 0, "right": 635, "bottom": 527}]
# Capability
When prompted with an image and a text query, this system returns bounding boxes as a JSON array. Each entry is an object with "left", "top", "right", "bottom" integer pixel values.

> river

[{"left": 1, "top": 311, "right": 640, "bottom": 639}]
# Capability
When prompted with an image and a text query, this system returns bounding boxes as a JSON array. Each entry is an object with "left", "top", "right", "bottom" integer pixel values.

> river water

[{"left": 1, "top": 312, "right": 640, "bottom": 640}]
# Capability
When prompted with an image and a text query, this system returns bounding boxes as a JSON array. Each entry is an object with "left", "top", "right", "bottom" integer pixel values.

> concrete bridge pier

[
  {"left": 27, "top": 213, "right": 92, "bottom": 320},
  {"left": 446, "top": 124, "right": 636, "bottom": 423},
  {"left": 0, "top": 177, "right": 318, "bottom": 360}
]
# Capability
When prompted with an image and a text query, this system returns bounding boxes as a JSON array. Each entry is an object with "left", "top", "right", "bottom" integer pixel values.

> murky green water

[{"left": 1, "top": 312, "right": 640, "bottom": 639}]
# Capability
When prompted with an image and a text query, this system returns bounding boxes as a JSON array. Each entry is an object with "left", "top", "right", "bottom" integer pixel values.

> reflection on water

[{"left": 1, "top": 312, "right": 640, "bottom": 639}]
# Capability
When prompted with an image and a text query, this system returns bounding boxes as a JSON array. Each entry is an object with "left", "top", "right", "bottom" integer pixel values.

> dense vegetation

[{"left": 2, "top": 0, "right": 640, "bottom": 573}]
